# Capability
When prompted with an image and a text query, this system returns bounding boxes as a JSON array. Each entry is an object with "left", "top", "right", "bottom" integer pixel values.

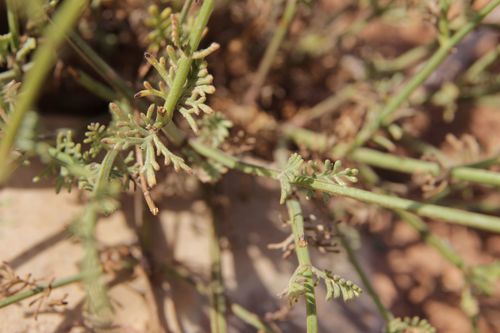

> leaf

[
  {"left": 278, "top": 153, "right": 304, "bottom": 204},
  {"left": 278, "top": 153, "right": 358, "bottom": 204},
  {"left": 311, "top": 267, "right": 362, "bottom": 302},
  {"left": 152, "top": 134, "right": 190, "bottom": 172},
  {"left": 199, "top": 112, "right": 233, "bottom": 147}
]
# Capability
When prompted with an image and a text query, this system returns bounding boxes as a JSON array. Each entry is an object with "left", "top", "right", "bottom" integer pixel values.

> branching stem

[
  {"left": 156, "top": 0, "right": 215, "bottom": 127},
  {"left": 347, "top": 0, "right": 500, "bottom": 154},
  {"left": 283, "top": 125, "right": 500, "bottom": 187},
  {"left": 245, "top": 0, "right": 298, "bottom": 104},
  {"left": 189, "top": 140, "right": 500, "bottom": 233},
  {"left": 6, "top": 0, "right": 20, "bottom": 51},
  {"left": 0, "top": 273, "right": 84, "bottom": 309},
  {"left": 206, "top": 188, "right": 228, "bottom": 333},
  {"left": 80, "top": 148, "right": 119, "bottom": 321},
  {"left": 334, "top": 223, "right": 393, "bottom": 322},
  {"left": 286, "top": 199, "right": 318, "bottom": 333}
]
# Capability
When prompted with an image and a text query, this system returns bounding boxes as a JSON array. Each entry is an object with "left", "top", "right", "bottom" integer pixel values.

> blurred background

[{"left": 1, "top": 1, "right": 500, "bottom": 332}]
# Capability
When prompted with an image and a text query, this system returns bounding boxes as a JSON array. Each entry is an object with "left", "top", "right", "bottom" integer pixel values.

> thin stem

[
  {"left": 0, "top": 0, "right": 89, "bottom": 183},
  {"left": 0, "top": 273, "right": 85, "bottom": 309},
  {"left": 80, "top": 148, "right": 119, "bottom": 321},
  {"left": 162, "top": 263, "right": 275, "bottom": 333},
  {"left": 66, "top": 32, "right": 187, "bottom": 146},
  {"left": 438, "top": 0, "right": 450, "bottom": 43},
  {"left": 347, "top": 0, "right": 500, "bottom": 154},
  {"left": 283, "top": 125, "right": 500, "bottom": 187},
  {"left": 206, "top": 188, "right": 227, "bottom": 333},
  {"left": 290, "top": 85, "right": 356, "bottom": 126},
  {"left": 395, "top": 210, "right": 466, "bottom": 269},
  {"left": 180, "top": 0, "right": 195, "bottom": 24},
  {"left": 0, "top": 63, "right": 33, "bottom": 82},
  {"left": 373, "top": 44, "right": 432, "bottom": 73},
  {"left": 135, "top": 146, "right": 159, "bottom": 215},
  {"left": 337, "top": 0, "right": 395, "bottom": 44},
  {"left": 286, "top": 199, "right": 318, "bottom": 333},
  {"left": 67, "top": 32, "right": 135, "bottom": 101},
  {"left": 245, "top": 0, "right": 298, "bottom": 104},
  {"left": 464, "top": 45, "right": 500, "bottom": 83},
  {"left": 6, "top": 0, "right": 20, "bottom": 51},
  {"left": 350, "top": 148, "right": 500, "bottom": 186},
  {"left": 0, "top": 257, "right": 134, "bottom": 309},
  {"left": 189, "top": 140, "right": 500, "bottom": 233},
  {"left": 68, "top": 68, "right": 118, "bottom": 102},
  {"left": 230, "top": 304, "right": 275, "bottom": 333},
  {"left": 156, "top": 0, "right": 215, "bottom": 126},
  {"left": 334, "top": 223, "right": 393, "bottom": 322}
]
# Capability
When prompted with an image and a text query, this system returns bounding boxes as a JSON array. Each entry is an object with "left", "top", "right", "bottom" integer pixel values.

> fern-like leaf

[
  {"left": 311, "top": 267, "right": 362, "bottom": 302},
  {"left": 278, "top": 153, "right": 304, "bottom": 204},
  {"left": 199, "top": 112, "right": 233, "bottom": 148},
  {"left": 278, "top": 153, "right": 359, "bottom": 204},
  {"left": 281, "top": 265, "right": 362, "bottom": 305}
]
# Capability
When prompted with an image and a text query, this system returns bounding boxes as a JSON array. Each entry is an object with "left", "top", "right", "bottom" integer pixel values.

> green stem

[
  {"left": 80, "top": 148, "right": 119, "bottom": 321},
  {"left": 206, "top": 189, "right": 227, "bottom": 333},
  {"left": 162, "top": 263, "right": 275, "bottom": 333},
  {"left": 395, "top": 210, "right": 466, "bottom": 269},
  {"left": 156, "top": 0, "right": 215, "bottom": 127},
  {"left": 66, "top": 32, "right": 187, "bottom": 146},
  {"left": 464, "top": 45, "right": 500, "bottom": 83},
  {"left": 0, "top": 63, "right": 34, "bottom": 82},
  {"left": 68, "top": 68, "right": 117, "bottom": 101},
  {"left": 6, "top": 0, "right": 20, "bottom": 51},
  {"left": 180, "top": 0, "right": 195, "bottom": 24},
  {"left": 0, "top": 0, "right": 89, "bottom": 183},
  {"left": 350, "top": 148, "right": 500, "bottom": 186},
  {"left": 348, "top": 0, "right": 500, "bottom": 153},
  {"left": 334, "top": 223, "right": 393, "bottom": 322},
  {"left": 373, "top": 44, "right": 432, "bottom": 73},
  {"left": 245, "top": 0, "right": 298, "bottom": 103},
  {"left": 283, "top": 125, "right": 500, "bottom": 187},
  {"left": 230, "top": 304, "right": 275, "bottom": 333},
  {"left": 438, "top": 0, "right": 450, "bottom": 43},
  {"left": 0, "top": 257, "right": 134, "bottom": 310},
  {"left": 286, "top": 199, "right": 318, "bottom": 333},
  {"left": 290, "top": 85, "right": 356, "bottom": 126},
  {"left": 67, "top": 31, "right": 135, "bottom": 101},
  {"left": 189, "top": 140, "right": 500, "bottom": 233},
  {"left": 0, "top": 273, "right": 84, "bottom": 309}
]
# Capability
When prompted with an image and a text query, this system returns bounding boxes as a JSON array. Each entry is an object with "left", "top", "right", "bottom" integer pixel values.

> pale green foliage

[
  {"left": 281, "top": 265, "right": 309, "bottom": 304},
  {"left": 199, "top": 112, "right": 233, "bottom": 148},
  {"left": 311, "top": 267, "right": 362, "bottom": 302},
  {"left": 43, "top": 124, "right": 134, "bottom": 193},
  {"left": 0, "top": 81, "right": 38, "bottom": 153},
  {"left": 136, "top": 51, "right": 216, "bottom": 133},
  {"left": 48, "top": 131, "right": 95, "bottom": 192},
  {"left": 0, "top": 34, "right": 36, "bottom": 65},
  {"left": 278, "top": 153, "right": 359, "bottom": 204},
  {"left": 177, "top": 58, "right": 216, "bottom": 132},
  {"left": 145, "top": 5, "right": 174, "bottom": 53},
  {"left": 106, "top": 103, "right": 190, "bottom": 187},
  {"left": 0, "top": 81, "right": 20, "bottom": 132},
  {"left": 282, "top": 265, "right": 362, "bottom": 305},
  {"left": 83, "top": 122, "right": 107, "bottom": 160},
  {"left": 0, "top": 35, "right": 13, "bottom": 64},
  {"left": 432, "top": 82, "right": 459, "bottom": 122},
  {"left": 386, "top": 316, "right": 436, "bottom": 333},
  {"left": 467, "top": 261, "right": 500, "bottom": 296},
  {"left": 278, "top": 153, "right": 304, "bottom": 204},
  {"left": 138, "top": 3, "right": 218, "bottom": 132}
]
